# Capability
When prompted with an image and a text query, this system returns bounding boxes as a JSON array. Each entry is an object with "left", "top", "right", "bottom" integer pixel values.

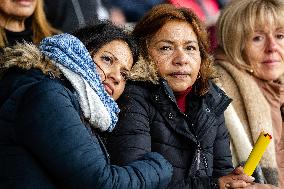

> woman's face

[
  {"left": 148, "top": 20, "right": 201, "bottom": 92},
  {"left": 0, "top": 0, "right": 37, "bottom": 19},
  {"left": 92, "top": 40, "right": 133, "bottom": 100},
  {"left": 243, "top": 23, "right": 284, "bottom": 81}
]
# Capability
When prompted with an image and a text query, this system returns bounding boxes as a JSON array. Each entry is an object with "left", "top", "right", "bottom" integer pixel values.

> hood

[
  {"left": 129, "top": 56, "right": 159, "bottom": 84},
  {"left": 0, "top": 43, "right": 61, "bottom": 78},
  {"left": 0, "top": 43, "right": 61, "bottom": 111}
]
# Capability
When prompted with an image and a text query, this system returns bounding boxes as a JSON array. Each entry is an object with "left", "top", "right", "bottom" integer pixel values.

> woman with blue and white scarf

[{"left": 0, "top": 21, "right": 172, "bottom": 189}]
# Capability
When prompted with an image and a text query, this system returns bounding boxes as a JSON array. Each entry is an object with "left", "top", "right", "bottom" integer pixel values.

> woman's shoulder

[
  {"left": 24, "top": 71, "right": 74, "bottom": 101},
  {"left": 0, "top": 68, "right": 77, "bottom": 119},
  {"left": 208, "top": 80, "right": 228, "bottom": 97},
  {"left": 124, "top": 80, "right": 158, "bottom": 94},
  {"left": 205, "top": 80, "right": 232, "bottom": 115},
  {"left": 7, "top": 68, "right": 75, "bottom": 105}
]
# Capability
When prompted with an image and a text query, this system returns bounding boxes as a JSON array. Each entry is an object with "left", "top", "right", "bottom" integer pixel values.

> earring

[
  {"left": 197, "top": 72, "right": 201, "bottom": 79},
  {"left": 246, "top": 67, "right": 253, "bottom": 74}
]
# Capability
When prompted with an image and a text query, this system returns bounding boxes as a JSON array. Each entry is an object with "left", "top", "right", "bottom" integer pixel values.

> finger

[
  {"left": 227, "top": 180, "right": 252, "bottom": 188},
  {"left": 234, "top": 174, "right": 255, "bottom": 183},
  {"left": 233, "top": 166, "right": 244, "bottom": 175}
]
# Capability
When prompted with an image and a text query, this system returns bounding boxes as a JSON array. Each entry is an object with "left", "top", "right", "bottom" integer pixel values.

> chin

[
  {"left": 171, "top": 86, "right": 191, "bottom": 93},
  {"left": 14, "top": 12, "right": 34, "bottom": 18},
  {"left": 261, "top": 72, "right": 284, "bottom": 82}
]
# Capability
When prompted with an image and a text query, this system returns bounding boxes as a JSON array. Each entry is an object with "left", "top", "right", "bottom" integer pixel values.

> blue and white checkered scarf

[{"left": 39, "top": 33, "right": 119, "bottom": 131}]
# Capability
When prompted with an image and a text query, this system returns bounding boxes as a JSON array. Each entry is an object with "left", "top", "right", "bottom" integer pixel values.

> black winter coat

[
  {"left": 107, "top": 79, "right": 234, "bottom": 189},
  {"left": 0, "top": 68, "right": 172, "bottom": 189}
]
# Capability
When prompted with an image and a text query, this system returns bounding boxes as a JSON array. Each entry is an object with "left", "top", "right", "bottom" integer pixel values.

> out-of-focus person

[
  {"left": 214, "top": 0, "right": 284, "bottom": 188},
  {"left": 106, "top": 0, "right": 165, "bottom": 26},
  {"left": 167, "top": 0, "right": 220, "bottom": 26},
  {"left": 0, "top": 0, "right": 58, "bottom": 47},
  {"left": 44, "top": 0, "right": 110, "bottom": 33}
]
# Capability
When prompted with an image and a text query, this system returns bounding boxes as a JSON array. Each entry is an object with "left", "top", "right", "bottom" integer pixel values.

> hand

[{"left": 218, "top": 167, "right": 255, "bottom": 189}]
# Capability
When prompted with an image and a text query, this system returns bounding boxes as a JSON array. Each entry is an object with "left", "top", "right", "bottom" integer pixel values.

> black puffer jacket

[{"left": 107, "top": 79, "right": 233, "bottom": 189}]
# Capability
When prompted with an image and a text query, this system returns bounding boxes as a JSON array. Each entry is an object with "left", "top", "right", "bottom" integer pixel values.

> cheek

[
  {"left": 156, "top": 63, "right": 170, "bottom": 77},
  {"left": 244, "top": 44, "right": 262, "bottom": 65},
  {"left": 149, "top": 49, "right": 168, "bottom": 64},
  {"left": 113, "top": 83, "right": 126, "bottom": 100},
  {"left": 97, "top": 68, "right": 106, "bottom": 82},
  {"left": 191, "top": 56, "right": 201, "bottom": 70}
]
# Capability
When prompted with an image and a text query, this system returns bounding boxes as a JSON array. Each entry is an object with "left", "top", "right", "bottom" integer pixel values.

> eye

[
  {"left": 252, "top": 35, "right": 263, "bottom": 42},
  {"left": 101, "top": 55, "right": 112, "bottom": 65},
  {"left": 186, "top": 45, "right": 197, "bottom": 51},
  {"left": 120, "top": 71, "right": 129, "bottom": 81},
  {"left": 159, "top": 46, "right": 172, "bottom": 51},
  {"left": 276, "top": 33, "right": 284, "bottom": 39}
]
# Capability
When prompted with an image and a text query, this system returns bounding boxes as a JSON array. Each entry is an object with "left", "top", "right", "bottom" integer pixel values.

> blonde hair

[
  {"left": 217, "top": 0, "right": 284, "bottom": 71},
  {"left": 0, "top": 0, "right": 59, "bottom": 47}
]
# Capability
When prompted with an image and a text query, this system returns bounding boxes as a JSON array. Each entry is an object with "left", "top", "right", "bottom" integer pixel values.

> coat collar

[{"left": 150, "top": 79, "right": 231, "bottom": 142}]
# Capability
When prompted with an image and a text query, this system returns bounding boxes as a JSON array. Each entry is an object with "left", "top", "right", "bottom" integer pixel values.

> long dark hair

[{"left": 72, "top": 21, "right": 139, "bottom": 64}]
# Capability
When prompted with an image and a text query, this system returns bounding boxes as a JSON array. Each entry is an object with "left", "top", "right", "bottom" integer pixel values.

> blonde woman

[
  {"left": 215, "top": 0, "right": 284, "bottom": 188},
  {"left": 0, "top": 0, "right": 58, "bottom": 47}
]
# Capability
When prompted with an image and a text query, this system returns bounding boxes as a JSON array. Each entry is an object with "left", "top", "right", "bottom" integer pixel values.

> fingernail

[
  {"left": 249, "top": 176, "right": 255, "bottom": 181},
  {"left": 225, "top": 183, "right": 230, "bottom": 188}
]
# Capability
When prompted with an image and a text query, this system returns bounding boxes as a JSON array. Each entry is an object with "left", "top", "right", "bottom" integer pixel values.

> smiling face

[
  {"left": 92, "top": 40, "right": 133, "bottom": 100},
  {"left": 243, "top": 22, "right": 284, "bottom": 81},
  {"left": 0, "top": 0, "right": 37, "bottom": 19},
  {"left": 148, "top": 20, "right": 201, "bottom": 92}
]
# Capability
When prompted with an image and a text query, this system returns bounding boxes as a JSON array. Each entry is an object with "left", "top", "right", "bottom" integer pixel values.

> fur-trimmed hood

[
  {"left": 0, "top": 44, "right": 161, "bottom": 84},
  {"left": 129, "top": 56, "right": 159, "bottom": 84},
  {"left": 0, "top": 43, "right": 61, "bottom": 78},
  {"left": 0, "top": 36, "right": 119, "bottom": 132}
]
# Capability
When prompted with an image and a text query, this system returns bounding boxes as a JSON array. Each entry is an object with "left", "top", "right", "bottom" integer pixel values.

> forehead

[
  {"left": 97, "top": 40, "right": 133, "bottom": 68},
  {"left": 246, "top": 8, "right": 284, "bottom": 34},
  {"left": 151, "top": 20, "right": 197, "bottom": 42}
]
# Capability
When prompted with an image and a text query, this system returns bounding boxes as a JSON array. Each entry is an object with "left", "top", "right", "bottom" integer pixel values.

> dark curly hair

[{"left": 72, "top": 20, "right": 139, "bottom": 65}]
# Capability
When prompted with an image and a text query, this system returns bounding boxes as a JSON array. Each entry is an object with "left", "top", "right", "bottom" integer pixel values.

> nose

[
  {"left": 172, "top": 48, "right": 188, "bottom": 66},
  {"left": 108, "top": 65, "right": 122, "bottom": 85},
  {"left": 265, "top": 35, "right": 278, "bottom": 53}
]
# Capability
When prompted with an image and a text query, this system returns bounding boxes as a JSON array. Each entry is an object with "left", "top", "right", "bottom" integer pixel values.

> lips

[
  {"left": 103, "top": 83, "right": 114, "bottom": 96},
  {"left": 169, "top": 72, "right": 191, "bottom": 78},
  {"left": 13, "top": 0, "right": 34, "bottom": 6},
  {"left": 262, "top": 59, "right": 279, "bottom": 64}
]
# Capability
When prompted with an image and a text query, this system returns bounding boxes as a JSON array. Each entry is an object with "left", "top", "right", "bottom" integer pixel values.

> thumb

[{"left": 233, "top": 166, "right": 245, "bottom": 175}]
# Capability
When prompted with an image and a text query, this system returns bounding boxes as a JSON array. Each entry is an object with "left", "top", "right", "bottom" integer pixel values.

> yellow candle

[{"left": 243, "top": 132, "right": 272, "bottom": 176}]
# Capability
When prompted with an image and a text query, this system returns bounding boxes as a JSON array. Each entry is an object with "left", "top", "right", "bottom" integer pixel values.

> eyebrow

[
  {"left": 103, "top": 51, "right": 118, "bottom": 61},
  {"left": 155, "top": 39, "right": 198, "bottom": 45},
  {"left": 122, "top": 67, "right": 130, "bottom": 72},
  {"left": 103, "top": 51, "right": 131, "bottom": 71}
]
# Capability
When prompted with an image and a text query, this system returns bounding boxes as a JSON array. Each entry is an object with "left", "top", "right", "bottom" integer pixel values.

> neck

[
  {"left": 0, "top": 14, "right": 26, "bottom": 32},
  {"left": 174, "top": 87, "right": 192, "bottom": 113}
]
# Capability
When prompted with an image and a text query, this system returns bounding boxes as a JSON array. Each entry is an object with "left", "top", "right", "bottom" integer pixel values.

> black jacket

[
  {"left": 0, "top": 38, "right": 174, "bottom": 189},
  {"left": 107, "top": 79, "right": 233, "bottom": 188}
]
